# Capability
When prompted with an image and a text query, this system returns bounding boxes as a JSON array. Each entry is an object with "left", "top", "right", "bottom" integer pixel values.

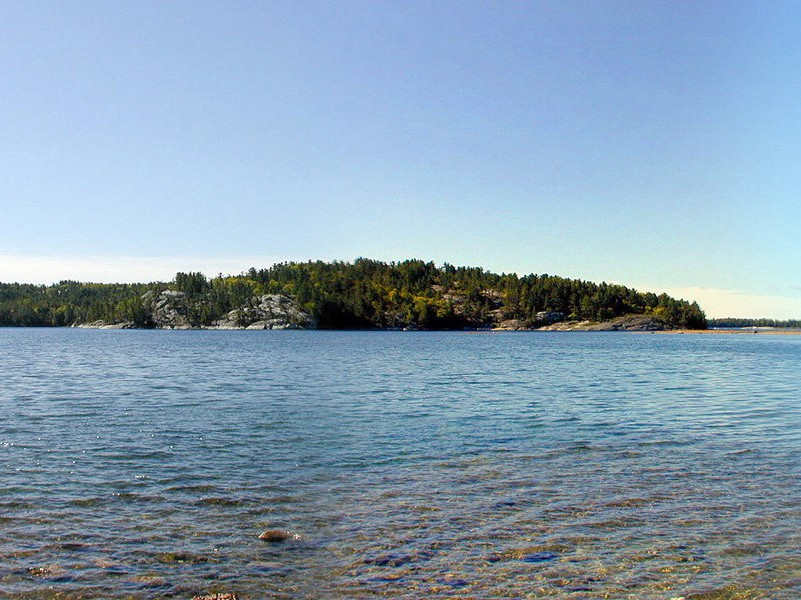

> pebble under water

[{"left": 1, "top": 329, "right": 800, "bottom": 599}]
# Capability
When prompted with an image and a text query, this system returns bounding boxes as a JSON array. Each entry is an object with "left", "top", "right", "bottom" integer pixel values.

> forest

[
  {"left": 0, "top": 258, "right": 707, "bottom": 329},
  {"left": 708, "top": 318, "right": 801, "bottom": 328}
]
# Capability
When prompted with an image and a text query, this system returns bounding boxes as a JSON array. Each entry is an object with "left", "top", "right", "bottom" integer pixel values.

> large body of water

[{"left": 1, "top": 329, "right": 800, "bottom": 599}]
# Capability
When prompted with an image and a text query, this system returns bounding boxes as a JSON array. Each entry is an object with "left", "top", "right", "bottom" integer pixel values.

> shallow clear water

[{"left": 1, "top": 329, "right": 800, "bottom": 599}]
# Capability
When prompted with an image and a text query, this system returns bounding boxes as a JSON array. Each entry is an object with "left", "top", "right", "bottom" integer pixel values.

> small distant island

[
  {"left": 0, "top": 258, "right": 707, "bottom": 331},
  {"left": 708, "top": 318, "right": 801, "bottom": 329}
]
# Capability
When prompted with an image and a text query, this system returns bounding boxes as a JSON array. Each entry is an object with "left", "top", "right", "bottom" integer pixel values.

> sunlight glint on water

[{"left": 1, "top": 329, "right": 800, "bottom": 599}]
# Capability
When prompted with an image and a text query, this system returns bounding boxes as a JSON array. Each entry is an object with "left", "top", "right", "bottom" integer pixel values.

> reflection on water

[{"left": 1, "top": 329, "right": 800, "bottom": 598}]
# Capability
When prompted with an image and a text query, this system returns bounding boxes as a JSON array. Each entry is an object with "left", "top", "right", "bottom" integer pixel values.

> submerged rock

[
  {"left": 684, "top": 585, "right": 756, "bottom": 599},
  {"left": 258, "top": 529, "right": 300, "bottom": 542},
  {"left": 157, "top": 552, "right": 208, "bottom": 564},
  {"left": 522, "top": 551, "right": 559, "bottom": 563},
  {"left": 26, "top": 565, "right": 66, "bottom": 577},
  {"left": 191, "top": 594, "right": 238, "bottom": 600},
  {"left": 488, "top": 544, "right": 569, "bottom": 563}
]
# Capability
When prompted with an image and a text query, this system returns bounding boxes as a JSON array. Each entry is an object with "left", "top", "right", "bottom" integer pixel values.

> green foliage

[
  {"left": 174, "top": 271, "right": 209, "bottom": 299},
  {"left": 0, "top": 281, "right": 155, "bottom": 326},
  {"left": 708, "top": 317, "right": 801, "bottom": 328},
  {"left": 114, "top": 297, "right": 150, "bottom": 326},
  {"left": 0, "top": 259, "right": 708, "bottom": 329}
]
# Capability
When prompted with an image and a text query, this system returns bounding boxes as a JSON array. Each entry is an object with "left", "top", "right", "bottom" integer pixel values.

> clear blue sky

[{"left": 2, "top": 1, "right": 800, "bottom": 318}]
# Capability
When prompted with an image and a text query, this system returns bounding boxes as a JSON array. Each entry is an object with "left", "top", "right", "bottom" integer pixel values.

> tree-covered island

[
  {"left": 708, "top": 318, "right": 801, "bottom": 329},
  {"left": 0, "top": 258, "right": 707, "bottom": 330}
]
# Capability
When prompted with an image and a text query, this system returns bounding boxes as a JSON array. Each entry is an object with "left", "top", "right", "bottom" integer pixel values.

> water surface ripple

[{"left": 1, "top": 329, "right": 800, "bottom": 599}]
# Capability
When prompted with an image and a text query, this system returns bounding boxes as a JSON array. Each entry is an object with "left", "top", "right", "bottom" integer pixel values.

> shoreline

[
  {"left": 8, "top": 326, "right": 800, "bottom": 334},
  {"left": 6, "top": 327, "right": 801, "bottom": 336},
  {"left": 649, "top": 328, "right": 801, "bottom": 335}
]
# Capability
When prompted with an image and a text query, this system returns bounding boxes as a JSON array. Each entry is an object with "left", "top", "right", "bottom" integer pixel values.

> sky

[{"left": 1, "top": 1, "right": 800, "bottom": 318}]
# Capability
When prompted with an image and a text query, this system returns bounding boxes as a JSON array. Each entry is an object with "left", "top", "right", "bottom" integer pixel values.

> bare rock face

[
  {"left": 539, "top": 314, "right": 670, "bottom": 331},
  {"left": 141, "top": 290, "right": 192, "bottom": 329},
  {"left": 75, "top": 320, "right": 136, "bottom": 329},
  {"left": 583, "top": 314, "right": 670, "bottom": 331},
  {"left": 494, "top": 319, "right": 528, "bottom": 330},
  {"left": 539, "top": 320, "right": 595, "bottom": 331},
  {"left": 78, "top": 290, "right": 315, "bottom": 330},
  {"left": 535, "top": 311, "right": 565, "bottom": 324},
  {"left": 212, "top": 295, "right": 316, "bottom": 330}
]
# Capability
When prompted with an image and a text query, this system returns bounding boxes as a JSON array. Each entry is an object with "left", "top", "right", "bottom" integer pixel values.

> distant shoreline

[
  {"left": 648, "top": 328, "right": 801, "bottom": 335},
  {"left": 7, "top": 324, "right": 800, "bottom": 334}
]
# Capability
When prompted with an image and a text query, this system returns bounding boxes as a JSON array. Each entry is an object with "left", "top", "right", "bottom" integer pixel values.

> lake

[{"left": 1, "top": 329, "right": 800, "bottom": 599}]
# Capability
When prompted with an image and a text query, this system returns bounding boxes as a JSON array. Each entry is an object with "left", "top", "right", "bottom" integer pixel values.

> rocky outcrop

[
  {"left": 493, "top": 319, "right": 528, "bottom": 330},
  {"left": 141, "top": 290, "right": 192, "bottom": 329},
  {"left": 75, "top": 321, "right": 136, "bottom": 329},
  {"left": 535, "top": 311, "right": 565, "bottom": 324},
  {"left": 78, "top": 291, "right": 315, "bottom": 330},
  {"left": 539, "top": 314, "right": 671, "bottom": 331},
  {"left": 539, "top": 320, "right": 595, "bottom": 331},
  {"left": 211, "top": 294, "right": 316, "bottom": 330}
]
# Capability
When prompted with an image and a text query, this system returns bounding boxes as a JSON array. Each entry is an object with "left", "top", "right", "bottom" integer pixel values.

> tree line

[
  {"left": 0, "top": 258, "right": 707, "bottom": 329},
  {"left": 708, "top": 318, "right": 801, "bottom": 328}
]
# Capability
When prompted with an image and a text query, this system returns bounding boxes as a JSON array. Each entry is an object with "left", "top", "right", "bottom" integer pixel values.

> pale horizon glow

[
  {"left": 639, "top": 285, "right": 801, "bottom": 321},
  {"left": 0, "top": 254, "right": 293, "bottom": 285}
]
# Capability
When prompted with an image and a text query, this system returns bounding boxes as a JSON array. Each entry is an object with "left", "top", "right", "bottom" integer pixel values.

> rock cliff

[
  {"left": 210, "top": 294, "right": 316, "bottom": 330},
  {"left": 141, "top": 290, "right": 192, "bottom": 329},
  {"left": 79, "top": 291, "right": 315, "bottom": 330}
]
